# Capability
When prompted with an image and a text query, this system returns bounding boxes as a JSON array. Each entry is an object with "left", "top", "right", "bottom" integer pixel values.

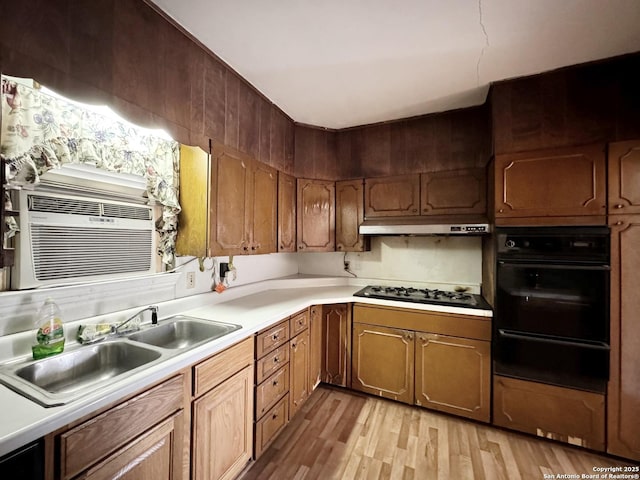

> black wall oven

[{"left": 494, "top": 226, "right": 610, "bottom": 393}]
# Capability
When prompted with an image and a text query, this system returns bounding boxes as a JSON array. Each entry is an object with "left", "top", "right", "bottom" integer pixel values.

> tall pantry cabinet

[{"left": 607, "top": 139, "right": 640, "bottom": 462}]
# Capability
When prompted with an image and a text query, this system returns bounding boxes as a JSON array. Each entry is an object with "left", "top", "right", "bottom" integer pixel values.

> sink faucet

[{"left": 114, "top": 305, "right": 159, "bottom": 334}]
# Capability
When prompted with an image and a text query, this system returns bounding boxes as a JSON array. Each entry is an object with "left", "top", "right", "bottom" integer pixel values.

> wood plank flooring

[{"left": 240, "top": 386, "right": 636, "bottom": 480}]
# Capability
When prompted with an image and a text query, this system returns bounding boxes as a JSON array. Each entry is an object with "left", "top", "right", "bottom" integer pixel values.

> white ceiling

[{"left": 153, "top": 0, "right": 640, "bottom": 129}]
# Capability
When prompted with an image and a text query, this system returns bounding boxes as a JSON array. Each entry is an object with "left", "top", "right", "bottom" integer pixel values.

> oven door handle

[
  {"left": 498, "top": 262, "right": 610, "bottom": 271},
  {"left": 497, "top": 329, "right": 610, "bottom": 350}
]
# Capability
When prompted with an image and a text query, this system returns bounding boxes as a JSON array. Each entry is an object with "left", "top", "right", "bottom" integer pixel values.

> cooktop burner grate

[{"left": 353, "top": 285, "right": 490, "bottom": 310}]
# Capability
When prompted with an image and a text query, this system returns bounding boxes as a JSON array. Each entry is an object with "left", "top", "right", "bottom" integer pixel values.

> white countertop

[{"left": 0, "top": 277, "right": 492, "bottom": 457}]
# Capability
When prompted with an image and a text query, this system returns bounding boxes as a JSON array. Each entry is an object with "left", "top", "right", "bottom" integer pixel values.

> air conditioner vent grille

[
  {"left": 30, "top": 195, "right": 101, "bottom": 216},
  {"left": 102, "top": 203, "right": 152, "bottom": 220},
  {"left": 31, "top": 225, "right": 153, "bottom": 281}
]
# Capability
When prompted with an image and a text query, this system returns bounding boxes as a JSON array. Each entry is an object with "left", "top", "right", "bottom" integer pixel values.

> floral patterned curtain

[{"left": 1, "top": 76, "right": 181, "bottom": 266}]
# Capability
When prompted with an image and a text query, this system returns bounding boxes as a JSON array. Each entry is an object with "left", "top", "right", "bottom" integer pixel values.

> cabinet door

[
  {"left": 352, "top": 323, "right": 414, "bottom": 404},
  {"left": 309, "top": 305, "right": 323, "bottom": 391},
  {"left": 210, "top": 144, "right": 250, "bottom": 255},
  {"left": 609, "top": 140, "right": 640, "bottom": 215},
  {"left": 248, "top": 160, "right": 277, "bottom": 254},
  {"left": 321, "top": 303, "right": 351, "bottom": 387},
  {"left": 336, "top": 179, "right": 368, "bottom": 252},
  {"left": 494, "top": 144, "right": 606, "bottom": 223},
  {"left": 176, "top": 144, "right": 210, "bottom": 257},
  {"left": 420, "top": 168, "right": 486, "bottom": 216},
  {"left": 289, "top": 329, "right": 310, "bottom": 418},
  {"left": 415, "top": 333, "right": 490, "bottom": 422},
  {"left": 193, "top": 365, "right": 254, "bottom": 480},
  {"left": 297, "top": 179, "right": 335, "bottom": 252},
  {"left": 277, "top": 172, "right": 296, "bottom": 252},
  {"left": 364, "top": 174, "right": 420, "bottom": 217},
  {"left": 608, "top": 216, "right": 640, "bottom": 461},
  {"left": 82, "top": 413, "right": 183, "bottom": 480}
]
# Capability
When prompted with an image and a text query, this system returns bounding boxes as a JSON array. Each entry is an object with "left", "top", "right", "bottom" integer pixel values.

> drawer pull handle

[
  {"left": 272, "top": 333, "right": 279, "bottom": 341},
  {"left": 273, "top": 380, "right": 279, "bottom": 386},
  {"left": 273, "top": 357, "right": 280, "bottom": 363},
  {"left": 272, "top": 413, "right": 278, "bottom": 420}
]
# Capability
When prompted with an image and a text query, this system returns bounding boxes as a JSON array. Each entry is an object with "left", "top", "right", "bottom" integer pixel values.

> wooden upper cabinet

[
  {"left": 249, "top": 161, "right": 277, "bottom": 254},
  {"left": 420, "top": 168, "right": 486, "bottom": 216},
  {"left": 336, "top": 179, "right": 368, "bottom": 252},
  {"left": 297, "top": 178, "right": 335, "bottom": 252},
  {"left": 494, "top": 144, "right": 607, "bottom": 223},
  {"left": 608, "top": 139, "right": 640, "bottom": 215},
  {"left": 277, "top": 172, "right": 296, "bottom": 252},
  {"left": 209, "top": 143, "right": 277, "bottom": 256},
  {"left": 210, "top": 144, "right": 251, "bottom": 255},
  {"left": 364, "top": 174, "right": 420, "bottom": 217},
  {"left": 176, "top": 144, "right": 210, "bottom": 257}
]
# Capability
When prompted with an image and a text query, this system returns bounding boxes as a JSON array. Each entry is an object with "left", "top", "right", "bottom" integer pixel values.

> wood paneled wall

[
  {"left": 0, "top": 1, "right": 637, "bottom": 179},
  {"left": 294, "top": 105, "right": 491, "bottom": 181},
  {"left": 491, "top": 53, "right": 640, "bottom": 155},
  {"left": 0, "top": 0, "right": 295, "bottom": 174}
]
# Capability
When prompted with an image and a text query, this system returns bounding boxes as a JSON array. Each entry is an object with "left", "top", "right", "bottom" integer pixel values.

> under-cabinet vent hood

[{"left": 359, "top": 215, "right": 491, "bottom": 236}]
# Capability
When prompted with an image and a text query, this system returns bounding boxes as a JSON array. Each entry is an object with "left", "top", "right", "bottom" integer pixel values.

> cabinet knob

[
  {"left": 280, "top": 244, "right": 284, "bottom": 249},
  {"left": 272, "top": 333, "right": 279, "bottom": 341},
  {"left": 243, "top": 246, "right": 249, "bottom": 251},
  {"left": 272, "top": 413, "right": 278, "bottom": 420},
  {"left": 273, "top": 356, "right": 280, "bottom": 363},
  {"left": 498, "top": 209, "right": 504, "bottom": 213},
  {"left": 337, "top": 245, "right": 342, "bottom": 250},
  {"left": 251, "top": 245, "right": 257, "bottom": 250},
  {"left": 273, "top": 380, "right": 279, "bottom": 386},
  {"left": 412, "top": 208, "right": 417, "bottom": 213},
  {"left": 616, "top": 204, "right": 624, "bottom": 209},
  {"left": 291, "top": 342, "right": 297, "bottom": 348},
  {"left": 616, "top": 221, "right": 623, "bottom": 226},
  {"left": 299, "top": 245, "right": 304, "bottom": 249}
]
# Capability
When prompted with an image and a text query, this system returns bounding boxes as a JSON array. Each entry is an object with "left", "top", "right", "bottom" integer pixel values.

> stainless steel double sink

[{"left": 0, "top": 316, "right": 241, "bottom": 407}]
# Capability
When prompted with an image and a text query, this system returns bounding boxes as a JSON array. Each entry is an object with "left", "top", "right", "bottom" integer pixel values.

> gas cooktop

[{"left": 353, "top": 285, "right": 491, "bottom": 310}]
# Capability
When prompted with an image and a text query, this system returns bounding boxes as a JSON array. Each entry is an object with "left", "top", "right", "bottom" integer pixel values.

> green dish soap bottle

[{"left": 32, "top": 297, "right": 65, "bottom": 360}]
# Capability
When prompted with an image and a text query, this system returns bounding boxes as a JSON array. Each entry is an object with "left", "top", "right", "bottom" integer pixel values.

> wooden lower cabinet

[
  {"left": 193, "top": 366, "right": 253, "bottom": 480},
  {"left": 352, "top": 304, "right": 491, "bottom": 422},
  {"left": 608, "top": 215, "right": 640, "bottom": 460},
  {"left": 255, "top": 394, "right": 289, "bottom": 458},
  {"left": 352, "top": 323, "right": 415, "bottom": 404},
  {"left": 192, "top": 339, "right": 255, "bottom": 480},
  {"left": 415, "top": 333, "right": 490, "bottom": 422},
  {"left": 494, "top": 376, "right": 605, "bottom": 451},
  {"left": 309, "top": 305, "right": 323, "bottom": 390},
  {"left": 289, "top": 328, "right": 310, "bottom": 418},
  {"left": 321, "top": 303, "right": 351, "bottom": 387},
  {"left": 82, "top": 413, "right": 183, "bottom": 480},
  {"left": 58, "top": 375, "right": 186, "bottom": 480}
]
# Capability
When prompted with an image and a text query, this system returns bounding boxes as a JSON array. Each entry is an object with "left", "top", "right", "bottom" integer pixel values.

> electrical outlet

[
  {"left": 186, "top": 271, "right": 195, "bottom": 289},
  {"left": 344, "top": 260, "right": 351, "bottom": 271}
]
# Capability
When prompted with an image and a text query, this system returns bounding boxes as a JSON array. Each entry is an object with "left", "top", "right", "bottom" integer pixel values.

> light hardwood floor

[{"left": 240, "top": 386, "right": 636, "bottom": 480}]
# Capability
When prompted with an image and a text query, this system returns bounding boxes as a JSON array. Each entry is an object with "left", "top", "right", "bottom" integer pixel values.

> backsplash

[{"left": 297, "top": 236, "right": 482, "bottom": 290}]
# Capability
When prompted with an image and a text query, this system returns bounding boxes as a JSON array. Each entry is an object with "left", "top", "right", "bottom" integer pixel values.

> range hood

[{"left": 359, "top": 215, "right": 491, "bottom": 236}]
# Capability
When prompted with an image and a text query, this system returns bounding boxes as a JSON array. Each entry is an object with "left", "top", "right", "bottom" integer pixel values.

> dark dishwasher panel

[{"left": 0, "top": 440, "right": 44, "bottom": 480}]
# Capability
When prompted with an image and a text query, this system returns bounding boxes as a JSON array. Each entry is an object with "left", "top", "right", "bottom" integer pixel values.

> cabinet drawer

[
  {"left": 290, "top": 310, "right": 309, "bottom": 337},
  {"left": 60, "top": 374, "right": 185, "bottom": 479},
  {"left": 256, "top": 344, "right": 290, "bottom": 384},
  {"left": 256, "top": 364, "right": 290, "bottom": 418},
  {"left": 255, "top": 394, "right": 289, "bottom": 458},
  {"left": 493, "top": 376, "right": 605, "bottom": 451},
  {"left": 193, "top": 337, "right": 254, "bottom": 397},
  {"left": 256, "top": 321, "right": 290, "bottom": 359}
]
